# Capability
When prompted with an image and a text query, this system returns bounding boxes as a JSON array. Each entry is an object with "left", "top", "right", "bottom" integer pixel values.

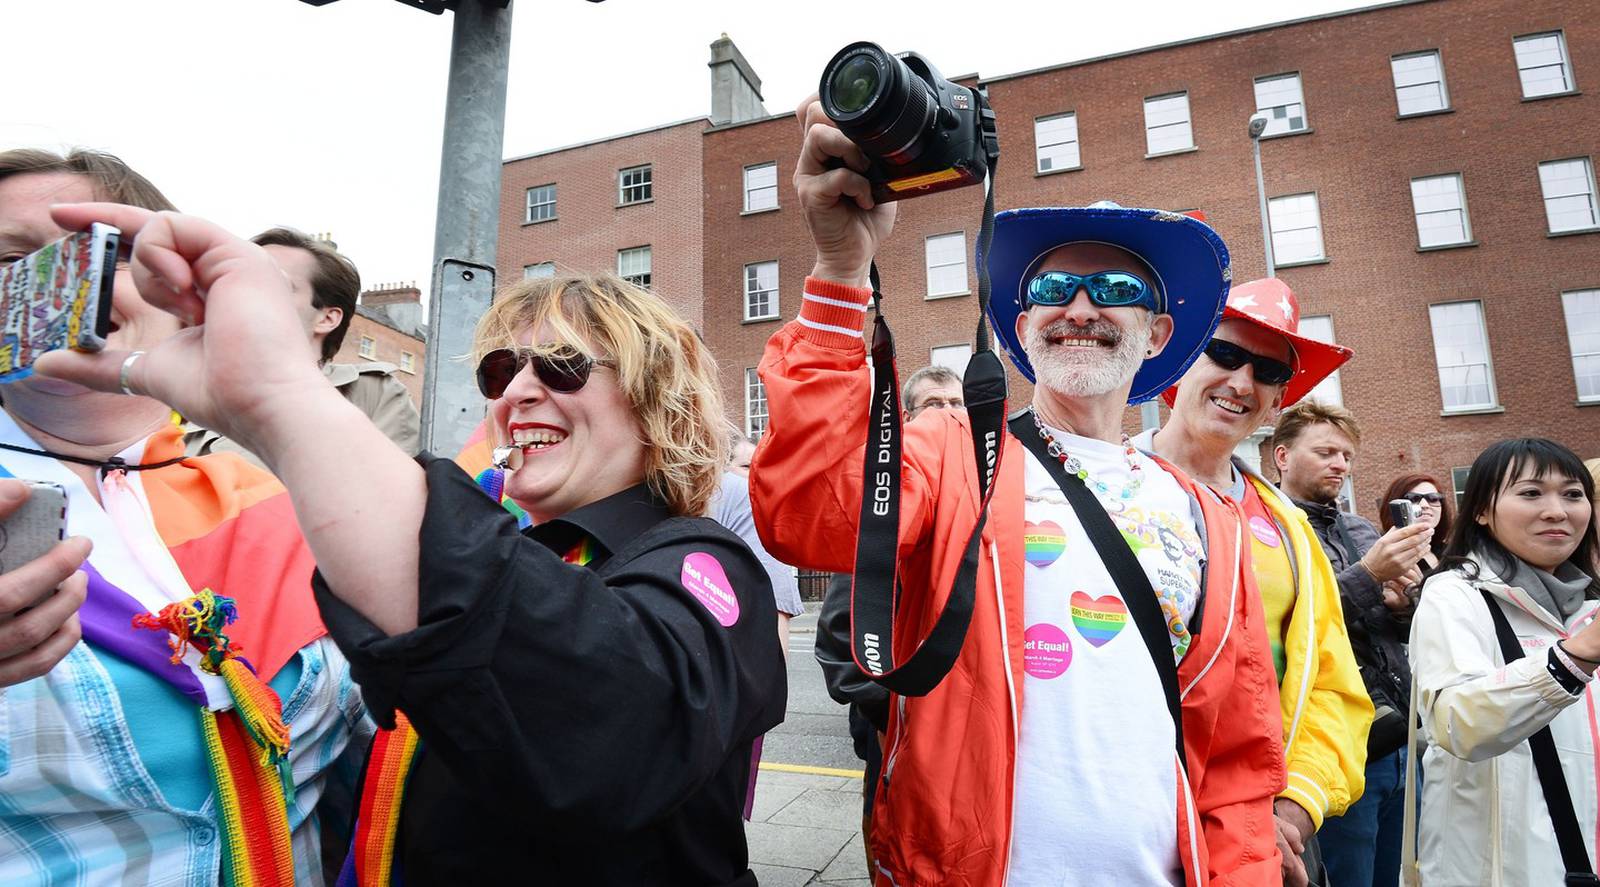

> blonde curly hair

[{"left": 473, "top": 273, "right": 726, "bottom": 517}]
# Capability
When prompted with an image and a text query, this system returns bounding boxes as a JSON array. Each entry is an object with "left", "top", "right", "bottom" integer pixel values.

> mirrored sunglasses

[{"left": 1026, "top": 270, "right": 1162, "bottom": 313}]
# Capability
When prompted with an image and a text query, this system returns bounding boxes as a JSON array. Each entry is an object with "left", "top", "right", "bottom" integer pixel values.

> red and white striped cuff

[{"left": 796, "top": 277, "right": 873, "bottom": 344}]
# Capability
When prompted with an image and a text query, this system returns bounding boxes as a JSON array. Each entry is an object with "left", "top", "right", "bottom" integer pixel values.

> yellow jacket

[{"left": 1247, "top": 472, "right": 1374, "bottom": 827}]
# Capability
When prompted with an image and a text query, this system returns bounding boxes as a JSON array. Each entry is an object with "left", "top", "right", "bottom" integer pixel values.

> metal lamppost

[{"left": 1248, "top": 113, "right": 1276, "bottom": 279}]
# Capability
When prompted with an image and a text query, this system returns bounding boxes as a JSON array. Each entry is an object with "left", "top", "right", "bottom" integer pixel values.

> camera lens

[
  {"left": 830, "top": 56, "right": 880, "bottom": 114},
  {"left": 820, "top": 42, "right": 936, "bottom": 163}
]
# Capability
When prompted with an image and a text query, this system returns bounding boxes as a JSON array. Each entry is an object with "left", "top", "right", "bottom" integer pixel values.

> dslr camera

[{"left": 819, "top": 42, "right": 998, "bottom": 203}]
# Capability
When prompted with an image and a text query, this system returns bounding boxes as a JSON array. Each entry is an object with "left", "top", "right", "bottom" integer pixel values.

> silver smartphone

[{"left": 0, "top": 481, "right": 68, "bottom": 573}]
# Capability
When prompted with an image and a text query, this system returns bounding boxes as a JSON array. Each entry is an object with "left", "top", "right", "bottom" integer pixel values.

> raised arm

[{"left": 38, "top": 204, "right": 426, "bottom": 636}]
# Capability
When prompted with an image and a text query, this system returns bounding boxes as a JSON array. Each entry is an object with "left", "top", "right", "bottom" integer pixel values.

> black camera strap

[
  {"left": 1479, "top": 589, "right": 1600, "bottom": 886},
  {"left": 849, "top": 149, "right": 1006, "bottom": 697},
  {"left": 1009, "top": 410, "right": 1187, "bottom": 766}
]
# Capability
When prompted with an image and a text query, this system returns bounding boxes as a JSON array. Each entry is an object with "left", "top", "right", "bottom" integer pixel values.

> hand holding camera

[
  {"left": 795, "top": 96, "right": 897, "bottom": 289},
  {"left": 798, "top": 42, "right": 998, "bottom": 289},
  {"left": 1359, "top": 521, "right": 1434, "bottom": 584}
]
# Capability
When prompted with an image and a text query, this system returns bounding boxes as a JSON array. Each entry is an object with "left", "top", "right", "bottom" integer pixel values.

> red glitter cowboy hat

[{"left": 1163, "top": 277, "right": 1352, "bottom": 408}]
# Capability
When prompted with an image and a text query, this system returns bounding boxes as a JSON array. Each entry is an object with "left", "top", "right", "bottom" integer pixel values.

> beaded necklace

[{"left": 1031, "top": 412, "right": 1144, "bottom": 500}]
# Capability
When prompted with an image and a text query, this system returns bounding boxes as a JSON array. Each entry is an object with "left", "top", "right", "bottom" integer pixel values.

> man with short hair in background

[
  {"left": 1270, "top": 400, "right": 1433, "bottom": 887},
  {"left": 184, "top": 228, "right": 419, "bottom": 465},
  {"left": 900, "top": 364, "right": 963, "bottom": 417}
]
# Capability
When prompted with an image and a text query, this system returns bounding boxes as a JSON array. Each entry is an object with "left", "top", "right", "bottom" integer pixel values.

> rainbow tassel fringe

[{"left": 136, "top": 590, "right": 296, "bottom": 887}]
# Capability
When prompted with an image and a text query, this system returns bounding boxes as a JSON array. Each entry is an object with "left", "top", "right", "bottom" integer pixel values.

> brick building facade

[
  {"left": 329, "top": 282, "right": 427, "bottom": 405},
  {"left": 498, "top": 0, "right": 1600, "bottom": 520}
]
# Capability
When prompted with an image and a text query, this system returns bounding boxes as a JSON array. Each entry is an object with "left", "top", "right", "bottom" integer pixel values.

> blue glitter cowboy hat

[{"left": 980, "top": 201, "right": 1232, "bottom": 404}]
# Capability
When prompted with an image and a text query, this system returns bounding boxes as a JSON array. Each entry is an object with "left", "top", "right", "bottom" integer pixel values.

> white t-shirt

[{"left": 1008, "top": 426, "right": 1205, "bottom": 886}]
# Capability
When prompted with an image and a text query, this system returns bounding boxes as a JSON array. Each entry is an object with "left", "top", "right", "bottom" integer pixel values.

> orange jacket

[{"left": 751, "top": 279, "right": 1286, "bottom": 887}]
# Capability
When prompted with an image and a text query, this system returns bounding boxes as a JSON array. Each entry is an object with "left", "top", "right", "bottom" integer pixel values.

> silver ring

[{"left": 119, "top": 351, "right": 145, "bottom": 396}]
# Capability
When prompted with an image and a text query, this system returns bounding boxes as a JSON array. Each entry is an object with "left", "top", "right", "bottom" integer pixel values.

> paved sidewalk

[
  {"left": 746, "top": 765, "right": 869, "bottom": 886},
  {"left": 745, "top": 601, "right": 871, "bottom": 885}
]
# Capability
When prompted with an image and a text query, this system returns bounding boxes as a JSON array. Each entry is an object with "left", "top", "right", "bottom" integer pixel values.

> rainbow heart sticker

[
  {"left": 1024, "top": 520, "right": 1067, "bottom": 567},
  {"left": 1071, "top": 592, "right": 1128, "bottom": 647}
]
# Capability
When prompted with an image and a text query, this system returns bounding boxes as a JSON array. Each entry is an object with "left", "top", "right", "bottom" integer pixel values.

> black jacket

[
  {"left": 316, "top": 458, "right": 787, "bottom": 885},
  {"left": 1294, "top": 498, "right": 1412, "bottom": 736},
  {"left": 814, "top": 572, "right": 890, "bottom": 761}
]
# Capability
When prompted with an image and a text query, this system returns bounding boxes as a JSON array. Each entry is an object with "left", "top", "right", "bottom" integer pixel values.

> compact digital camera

[
  {"left": 818, "top": 42, "right": 998, "bottom": 204},
  {"left": 1387, "top": 498, "right": 1420, "bottom": 529}
]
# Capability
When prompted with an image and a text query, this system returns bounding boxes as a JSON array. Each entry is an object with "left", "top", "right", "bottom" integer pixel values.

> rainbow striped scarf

[
  {"left": 136, "top": 590, "right": 297, "bottom": 887},
  {"left": 338, "top": 534, "right": 594, "bottom": 885}
]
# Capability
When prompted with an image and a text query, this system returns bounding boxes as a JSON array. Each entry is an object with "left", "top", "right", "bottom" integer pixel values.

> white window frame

[
  {"left": 1268, "top": 192, "right": 1326, "bottom": 264},
  {"left": 925, "top": 232, "right": 968, "bottom": 298},
  {"left": 743, "top": 261, "right": 779, "bottom": 322},
  {"left": 1253, "top": 72, "right": 1309, "bottom": 136},
  {"left": 617, "top": 246, "right": 652, "bottom": 288},
  {"left": 1034, "top": 112, "right": 1080, "bottom": 173},
  {"left": 1514, "top": 31, "right": 1575, "bottom": 99},
  {"left": 524, "top": 183, "right": 556, "bottom": 223},
  {"left": 744, "top": 368, "right": 768, "bottom": 438},
  {"left": 1539, "top": 157, "right": 1600, "bottom": 234},
  {"left": 1297, "top": 315, "right": 1344, "bottom": 406},
  {"left": 743, "top": 162, "right": 778, "bottom": 213},
  {"left": 523, "top": 261, "right": 555, "bottom": 280},
  {"left": 399, "top": 351, "right": 415, "bottom": 374},
  {"left": 1391, "top": 51, "right": 1450, "bottom": 116},
  {"left": 1562, "top": 288, "right": 1600, "bottom": 403},
  {"left": 358, "top": 335, "right": 376, "bottom": 359},
  {"left": 1410, "top": 174, "right": 1473, "bottom": 248},
  {"left": 1143, "top": 92, "right": 1194, "bottom": 156},
  {"left": 930, "top": 344, "right": 973, "bottom": 376},
  {"left": 1428, "top": 300, "right": 1499, "bottom": 412},
  {"left": 1451, "top": 466, "right": 1471, "bottom": 512},
  {"left": 618, "top": 164, "right": 653, "bottom": 205}
]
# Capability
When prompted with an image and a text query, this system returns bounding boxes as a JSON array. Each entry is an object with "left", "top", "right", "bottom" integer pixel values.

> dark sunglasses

[
  {"left": 1404, "top": 492, "right": 1444, "bottom": 505},
  {"left": 1203, "top": 339, "right": 1296, "bottom": 386},
  {"left": 1026, "top": 270, "right": 1163, "bottom": 313},
  {"left": 475, "top": 347, "right": 616, "bottom": 399}
]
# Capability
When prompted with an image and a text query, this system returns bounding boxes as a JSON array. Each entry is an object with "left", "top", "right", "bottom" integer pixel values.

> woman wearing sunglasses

[
  {"left": 1404, "top": 438, "right": 1600, "bottom": 886},
  {"left": 34, "top": 203, "right": 785, "bottom": 885},
  {"left": 1376, "top": 473, "right": 1453, "bottom": 572}
]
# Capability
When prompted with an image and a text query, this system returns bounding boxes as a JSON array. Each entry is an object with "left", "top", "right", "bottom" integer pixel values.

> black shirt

[{"left": 316, "top": 458, "right": 787, "bottom": 885}]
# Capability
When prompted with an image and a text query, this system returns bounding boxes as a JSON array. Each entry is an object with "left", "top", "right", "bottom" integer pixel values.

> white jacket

[{"left": 1405, "top": 561, "right": 1599, "bottom": 886}]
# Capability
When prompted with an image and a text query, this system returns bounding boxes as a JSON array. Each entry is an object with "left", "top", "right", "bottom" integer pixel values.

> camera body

[
  {"left": 1387, "top": 498, "right": 1420, "bottom": 529},
  {"left": 819, "top": 42, "right": 998, "bottom": 204}
]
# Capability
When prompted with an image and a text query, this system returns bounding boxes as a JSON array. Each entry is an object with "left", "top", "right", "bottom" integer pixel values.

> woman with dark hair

[{"left": 1406, "top": 438, "right": 1600, "bottom": 885}]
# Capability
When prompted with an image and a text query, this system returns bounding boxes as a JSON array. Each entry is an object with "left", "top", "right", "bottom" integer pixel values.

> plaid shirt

[{"left": 0, "top": 637, "right": 367, "bottom": 886}]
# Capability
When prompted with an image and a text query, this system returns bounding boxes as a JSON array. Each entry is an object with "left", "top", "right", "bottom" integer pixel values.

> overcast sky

[{"left": 5, "top": 0, "right": 1369, "bottom": 308}]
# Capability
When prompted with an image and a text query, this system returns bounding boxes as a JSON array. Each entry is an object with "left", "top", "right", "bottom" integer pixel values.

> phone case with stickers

[
  {"left": 0, "top": 223, "right": 119, "bottom": 381},
  {"left": 0, "top": 481, "right": 67, "bottom": 573}
]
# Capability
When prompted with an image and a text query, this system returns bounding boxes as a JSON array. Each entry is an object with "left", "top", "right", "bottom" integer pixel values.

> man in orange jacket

[{"left": 749, "top": 99, "right": 1286, "bottom": 886}]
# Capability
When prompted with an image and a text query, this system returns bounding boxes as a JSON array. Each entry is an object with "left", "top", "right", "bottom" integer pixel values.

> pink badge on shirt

[
  {"left": 681, "top": 552, "right": 740, "bottom": 627},
  {"left": 1249, "top": 515, "right": 1282, "bottom": 548},
  {"left": 1023, "top": 623, "right": 1073, "bottom": 679}
]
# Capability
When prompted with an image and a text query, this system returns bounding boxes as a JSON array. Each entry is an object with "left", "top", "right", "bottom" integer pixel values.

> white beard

[{"left": 1024, "top": 316, "right": 1152, "bottom": 398}]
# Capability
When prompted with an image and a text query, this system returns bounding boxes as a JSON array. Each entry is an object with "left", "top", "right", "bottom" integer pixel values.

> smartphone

[
  {"left": 0, "top": 224, "right": 120, "bottom": 382},
  {"left": 0, "top": 481, "right": 68, "bottom": 573},
  {"left": 1387, "top": 498, "right": 1418, "bottom": 529}
]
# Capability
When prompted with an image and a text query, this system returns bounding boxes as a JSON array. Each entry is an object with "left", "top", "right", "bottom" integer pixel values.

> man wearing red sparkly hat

[
  {"left": 1135, "top": 278, "right": 1373, "bottom": 887},
  {"left": 749, "top": 99, "right": 1287, "bottom": 886}
]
